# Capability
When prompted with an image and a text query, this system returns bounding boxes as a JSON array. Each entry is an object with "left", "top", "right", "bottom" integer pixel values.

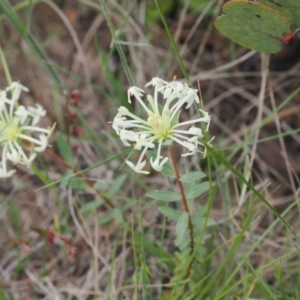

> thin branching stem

[
  {"left": 168, "top": 145, "right": 195, "bottom": 257},
  {"left": 44, "top": 149, "right": 115, "bottom": 209}
]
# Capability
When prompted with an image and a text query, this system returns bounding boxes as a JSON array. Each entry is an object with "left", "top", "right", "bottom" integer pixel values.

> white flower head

[
  {"left": 112, "top": 77, "right": 211, "bottom": 174},
  {"left": 0, "top": 82, "right": 54, "bottom": 178}
]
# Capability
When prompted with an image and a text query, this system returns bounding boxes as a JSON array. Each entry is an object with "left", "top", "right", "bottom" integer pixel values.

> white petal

[
  {"left": 198, "top": 109, "right": 211, "bottom": 130},
  {"left": 28, "top": 104, "right": 46, "bottom": 125},
  {"left": 34, "top": 135, "right": 48, "bottom": 152},
  {"left": 6, "top": 82, "right": 28, "bottom": 103},
  {"left": 125, "top": 159, "right": 149, "bottom": 174},
  {"left": 0, "top": 90, "right": 10, "bottom": 110},
  {"left": 0, "top": 167, "right": 16, "bottom": 178},
  {"left": 112, "top": 113, "right": 127, "bottom": 134},
  {"left": 127, "top": 86, "right": 145, "bottom": 103},
  {"left": 150, "top": 156, "right": 168, "bottom": 172},
  {"left": 179, "top": 87, "right": 199, "bottom": 108},
  {"left": 183, "top": 141, "right": 196, "bottom": 152},
  {"left": 134, "top": 134, "right": 155, "bottom": 150},
  {"left": 6, "top": 147, "right": 21, "bottom": 164},
  {"left": 145, "top": 77, "right": 168, "bottom": 89},
  {"left": 118, "top": 106, "right": 130, "bottom": 116},
  {"left": 120, "top": 130, "right": 136, "bottom": 147},
  {"left": 23, "top": 153, "right": 37, "bottom": 167},
  {"left": 14, "top": 105, "right": 29, "bottom": 124},
  {"left": 161, "top": 81, "right": 183, "bottom": 100},
  {"left": 188, "top": 126, "right": 203, "bottom": 137}
]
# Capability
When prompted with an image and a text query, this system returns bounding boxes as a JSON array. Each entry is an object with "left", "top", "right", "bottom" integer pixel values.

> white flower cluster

[
  {"left": 0, "top": 82, "right": 54, "bottom": 178},
  {"left": 112, "top": 77, "right": 211, "bottom": 174}
]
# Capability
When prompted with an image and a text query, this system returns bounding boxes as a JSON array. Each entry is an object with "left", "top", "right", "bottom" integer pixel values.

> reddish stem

[{"left": 168, "top": 145, "right": 194, "bottom": 274}]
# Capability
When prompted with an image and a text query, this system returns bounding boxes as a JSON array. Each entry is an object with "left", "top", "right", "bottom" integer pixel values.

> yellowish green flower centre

[
  {"left": 0, "top": 120, "right": 21, "bottom": 142},
  {"left": 147, "top": 111, "right": 171, "bottom": 139}
]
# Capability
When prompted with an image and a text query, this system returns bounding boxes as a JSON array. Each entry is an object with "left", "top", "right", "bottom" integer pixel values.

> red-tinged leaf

[{"left": 278, "top": 27, "right": 300, "bottom": 43}]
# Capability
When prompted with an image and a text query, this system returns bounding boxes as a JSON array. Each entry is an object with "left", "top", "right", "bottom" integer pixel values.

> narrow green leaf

[
  {"left": 174, "top": 212, "right": 190, "bottom": 252},
  {"left": 100, "top": 0, "right": 134, "bottom": 86},
  {"left": 0, "top": 289, "right": 9, "bottom": 300},
  {"left": 94, "top": 179, "right": 109, "bottom": 191},
  {"left": 204, "top": 141, "right": 300, "bottom": 243},
  {"left": 112, "top": 208, "right": 125, "bottom": 223},
  {"left": 193, "top": 217, "right": 216, "bottom": 229},
  {"left": 161, "top": 162, "right": 175, "bottom": 177},
  {"left": 107, "top": 174, "right": 127, "bottom": 197},
  {"left": 0, "top": 45, "right": 12, "bottom": 84},
  {"left": 180, "top": 171, "right": 207, "bottom": 183},
  {"left": 175, "top": 212, "right": 189, "bottom": 242},
  {"left": 157, "top": 206, "right": 181, "bottom": 221},
  {"left": 115, "top": 40, "right": 151, "bottom": 47},
  {"left": 154, "top": 0, "right": 190, "bottom": 84},
  {"left": 36, "top": 149, "right": 130, "bottom": 191},
  {"left": 80, "top": 198, "right": 104, "bottom": 214},
  {"left": 146, "top": 190, "right": 181, "bottom": 201},
  {"left": 175, "top": 234, "right": 190, "bottom": 250},
  {"left": 56, "top": 132, "right": 73, "bottom": 165},
  {"left": 193, "top": 203, "right": 209, "bottom": 218},
  {"left": 68, "top": 178, "right": 89, "bottom": 190},
  {"left": 135, "top": 232, "right": 174, "bottom": 268},
  {"left": 186, "top": 181, "right": 210, "bottom": 199},
  {"left": 7, "top": 202, "right": 21, "bottom": 237}
]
